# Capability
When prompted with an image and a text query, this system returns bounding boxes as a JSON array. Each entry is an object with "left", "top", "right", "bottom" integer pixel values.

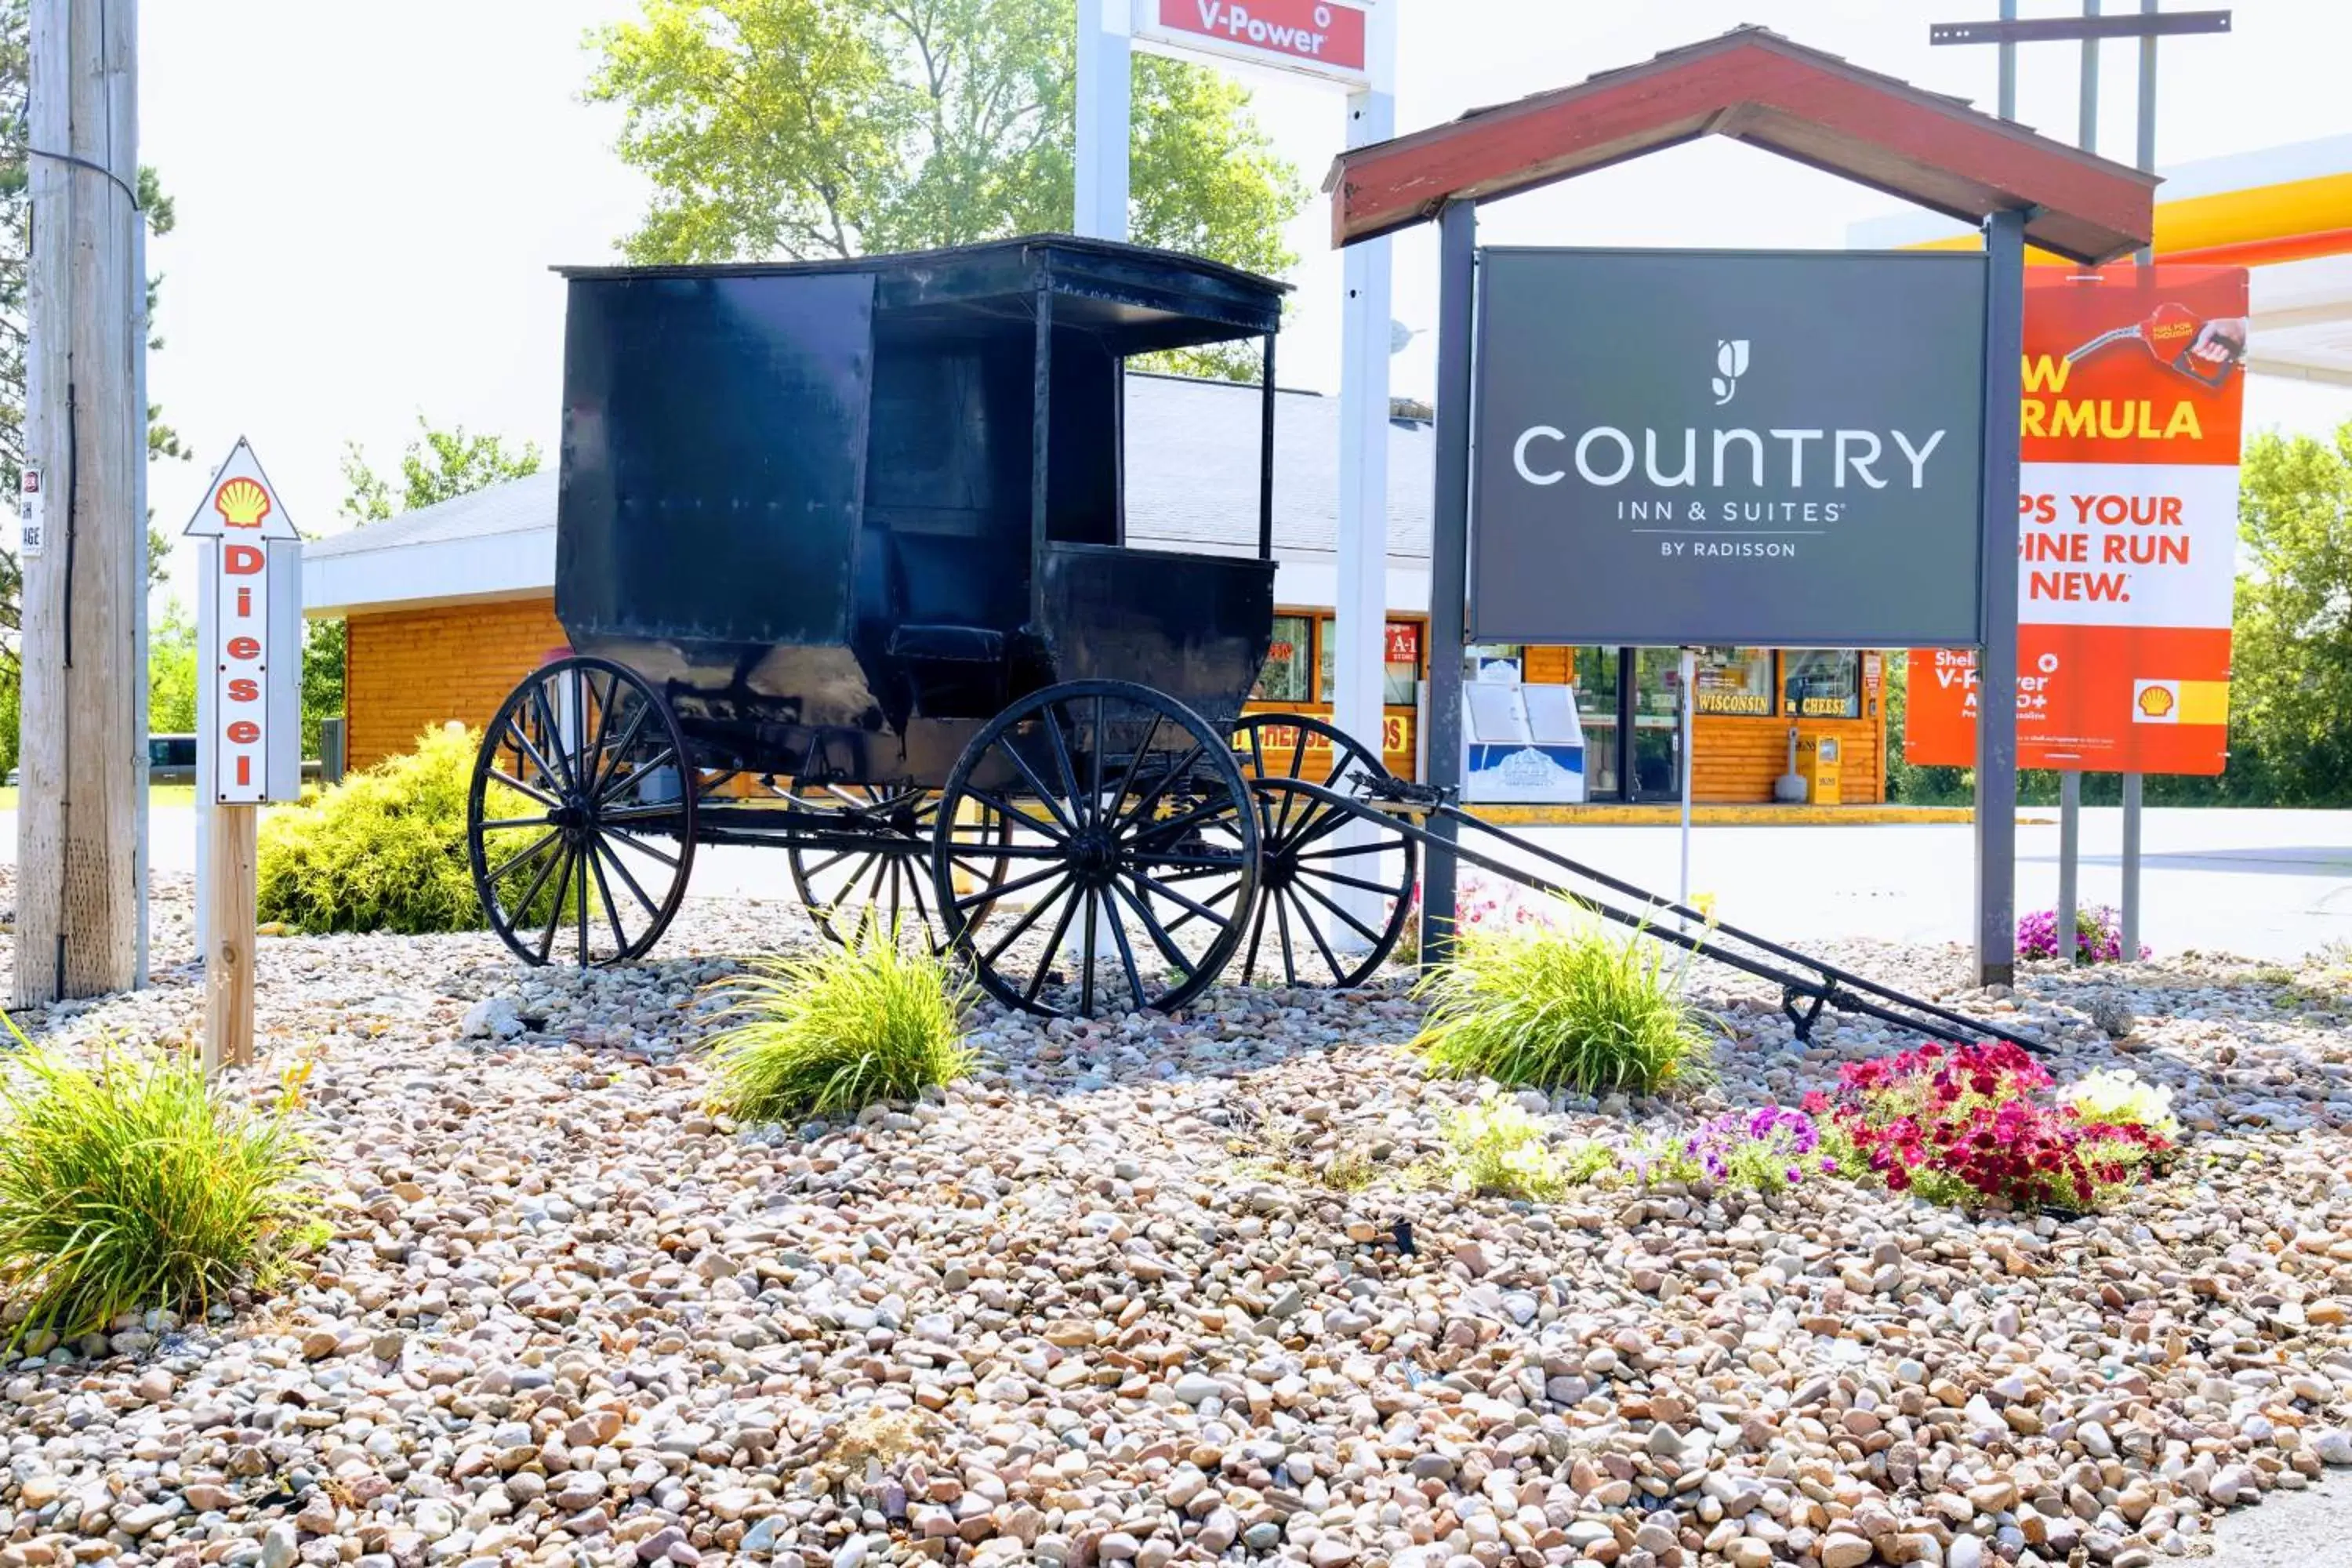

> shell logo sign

[
  {"left": 183, "top": 439, "right": 301, "bottom": 805},
  {"left": 213, "top": 476, "right": 273, "bottom": 530}
]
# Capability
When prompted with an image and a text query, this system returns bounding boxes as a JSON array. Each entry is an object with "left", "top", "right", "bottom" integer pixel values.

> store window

[
  {"left": 1783, "top": 649, "right": 1863, "bottom": 718},
  {"left": 1318, "top": 617, "right": 1428, "bottom": 705},
  {"left": 1692, "top": 647, "right": 1775, "bottom": 717},
  {"left": 1255, "top": 614, "right": 1313, "bottom": 702}
]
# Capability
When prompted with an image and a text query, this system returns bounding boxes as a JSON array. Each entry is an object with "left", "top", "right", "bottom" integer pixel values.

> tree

[
  {"left": 304, "top": 418, "right": 544, "bottom": 760},
  {"left": 586, "top": 0, "right": 1307, "bottom": 379},
  {"left": 2228, "top": 420, "right": 2352, "bottom": 807},
  {"left": 147, "top": 599, "right": 198, "bottom": 734}
]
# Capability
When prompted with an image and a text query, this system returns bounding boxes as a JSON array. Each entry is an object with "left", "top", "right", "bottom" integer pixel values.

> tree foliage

[
  {"left": 303, "top": 419, "right": 544, "bottom": 759},
  {"left": 586, "top": 0, "right": 1306, "bottom": 379},
  {"left": 2229, "top": 421, "right": 2352, "bottom": 805},
  {"left": 147, "top": 599, "right": 197, "bottom": 735}
]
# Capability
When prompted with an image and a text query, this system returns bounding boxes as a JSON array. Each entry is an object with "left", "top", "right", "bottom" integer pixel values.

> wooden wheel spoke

[
  {"left": 532, "top": 848, "right": 575, "bottom": 964},
  {"left": 1125, "top": 869, "right": 1234, "bottom": 928},
  {"left": 1272, "top": 891, "right": 1299, "bottom": 987},
  {"left": 1294, "top": 863, "right": 1407, "bottom": 899},
  {"left": 488, "top": 769, "right": 561, "bottom": 809},
  {"left": 1287, "top": 887, "right": 1350, "bottom": 980},
  {"left": 601, "top": 825, "right": 681, "bottom": 870},
  {"left": 1291, "top": 877, "right": 1385, "bottom": 950},
  {"left": 959, "top": 861, "right": 1065, "bottom": 909},
  {"left": 1079, "top": 888, "right": 1099, "bottom": 1018},
  {"left": 1240, "top": 887, "right": 1272, "bottom": 985},
  {"left": 596, "top": 746, "right": 677, "bottom": 808},
  {"left": 1103, "top": 892, "right": 1148, "bottom": 1011},
  {"left": 1121, "top": 741, "right": 1207, "bottom": 826},
  {"left": 1163, "top": 875, "right": 1245, "bottom": 935},
  {"left": 529, "top": 684, "right": 582, "bottom": 797},
  {"left": 1110, "top": 877, "right": 1194, "bottom": 973},
  {"left": 594, "top": 837, "right": 663, "bottom": 921},
  {"left": 478, "top": 815, "right": 554, "bottom": 833},
  {"left": 1044, "top": 708, "right": 1089, "bottom": 828},
  {"left": 586, "top": 836, "right": 632, "bottom": 955},
  {"left": 590, "top": 702, "right": 653, "bottom": 797},
  {"left": 1109, "top": 709, "right": 1163, "bottom": 818},
  {"left": 1026, "top": 884, "right": 1085, "bottom": 1006},
  {"left": 485, "top": 828, "right": 562, "bottom": 886},
  {"left": 982, "top": 875, "right": 1073, "bottom": 967}
]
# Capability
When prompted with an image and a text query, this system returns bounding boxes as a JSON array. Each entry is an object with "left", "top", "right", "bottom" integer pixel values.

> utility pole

[{"left": 16, "top": 0, "right": 143, "bottom": 1006}]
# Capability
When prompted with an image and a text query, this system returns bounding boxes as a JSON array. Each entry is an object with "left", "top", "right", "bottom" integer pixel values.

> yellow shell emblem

[
  {"left": 214, "top": 476, "right": 272, "bottom": 529},
  {"left": 2137, "top": 686, "right": 2175, "bottom": 718}
]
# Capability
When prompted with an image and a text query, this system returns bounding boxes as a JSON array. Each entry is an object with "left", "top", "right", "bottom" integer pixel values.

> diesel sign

[{"left": 1470, "top": 249, "right": 1988, "bottom": 648}]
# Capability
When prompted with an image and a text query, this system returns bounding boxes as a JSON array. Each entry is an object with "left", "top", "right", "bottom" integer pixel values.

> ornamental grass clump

[
  {"left": 1807, "top": 1042, "right": 2172, "bottom": 1214},
  {"left": 1413, "top": 909, "right": 1716, "bottom": 1095},
  {"left": 0, "top": 1045, "right": 318, "bottom": 1345},
  {"left": 706, "top": 920, "right": 975, "bottom": 1123}
]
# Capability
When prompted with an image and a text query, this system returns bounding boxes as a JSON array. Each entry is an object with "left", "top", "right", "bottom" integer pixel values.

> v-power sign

[{"left": 1134, "top": 0, "right": 1370, "bottom": 85}]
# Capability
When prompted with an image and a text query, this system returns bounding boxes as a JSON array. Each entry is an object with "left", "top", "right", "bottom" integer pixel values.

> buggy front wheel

[
  {"left": 467, "top": 655, "right": 696, "bottom": 967},
  {"left": 930, "top": 681, "right": 1259, "bottom": 1018}
]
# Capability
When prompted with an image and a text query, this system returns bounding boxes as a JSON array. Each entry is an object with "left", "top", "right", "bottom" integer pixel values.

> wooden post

[
  {"left": 16, "top": 0, "right": 143, "bottom": 1007},
  {"left": 202, "top": 806, "right": 256, "bottom": 1071}
]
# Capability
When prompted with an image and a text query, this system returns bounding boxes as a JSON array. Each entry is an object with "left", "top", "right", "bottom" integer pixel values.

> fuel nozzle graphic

[{"left": 2064, "top": 301, "right": 2247, "bottom": 388}]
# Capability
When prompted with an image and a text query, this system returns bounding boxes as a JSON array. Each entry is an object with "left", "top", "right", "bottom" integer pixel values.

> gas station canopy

[{"left": 1325, "top": 25, "right": 2157, "bottom": 264}]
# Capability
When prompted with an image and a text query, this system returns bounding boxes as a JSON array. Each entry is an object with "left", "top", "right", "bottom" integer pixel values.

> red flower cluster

[{"left": 1812, "top": 1043, "right": 2172, "bottom": 1211}]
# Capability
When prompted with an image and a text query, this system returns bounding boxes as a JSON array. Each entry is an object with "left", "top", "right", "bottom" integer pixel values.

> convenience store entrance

[{"left": 1467, "top": 644, "right": 1686, "bottom": 804}]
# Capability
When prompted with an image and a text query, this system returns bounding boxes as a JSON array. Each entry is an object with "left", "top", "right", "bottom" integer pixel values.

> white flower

[{"left": 2063, "top": 1068, "right": 2179, "bottom": 1138}]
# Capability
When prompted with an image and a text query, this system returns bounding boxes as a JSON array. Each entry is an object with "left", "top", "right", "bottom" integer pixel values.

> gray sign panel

[{"left": 1471, "top": 249, "right": 1987, "bottom": 648}]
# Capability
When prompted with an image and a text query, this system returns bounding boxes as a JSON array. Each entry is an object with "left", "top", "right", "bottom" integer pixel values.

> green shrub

[
  {"left": 706, "top": 920, "right": 975, "bottom": 1123},
  {"left": 0, "top": 1044, "right": 318, "bottom": 1343},
  {"left": 259, "top": 725, "right": 551, "bottom": 935},
  {"left": 1413, "top": 910, "right": 1717, "bottom": 1096}
]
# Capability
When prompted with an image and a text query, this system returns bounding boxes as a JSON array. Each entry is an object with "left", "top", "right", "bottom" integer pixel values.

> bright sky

[{"left": 143, "top": 1, "right": 2352, "bottom": 611}]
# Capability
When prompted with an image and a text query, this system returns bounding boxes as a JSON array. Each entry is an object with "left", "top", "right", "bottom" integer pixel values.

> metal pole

[
  {"left": 1073, "top": 0, "right": 1131, "bottom": 240},
  {"left": 1330, "top": 56, "right": 1398, "bottom": 948},
  {"left": 1420, "top": 199, "right": 1475, "bottom": 967},
  {"left": 2123, "top": 0, "right": 2159, "bottom": 946},
  {"left": 1678, "top": 647, "right": 1695, "bottom": 916},
  {"left": 2052, "top": 0, "right": 2099, "bottom": 967},
  {"left": 1975, "top": 208, "right": 2027, "bottom": 988},
  {"left": 2058, "top": 771, "right": 2080, "bottom": 961},
  {"left": 1257, "top": 332, "right": 1276, "bottom": 561},
  {"left": 2121, "top": 771, "right": 2143, "bottom": 958},
  {"left": 2078, "top": 0, "right": 2101, "bottom": 152},
  {"left": 1998, "top": 0, "right": 2019, "bottom": 118}
]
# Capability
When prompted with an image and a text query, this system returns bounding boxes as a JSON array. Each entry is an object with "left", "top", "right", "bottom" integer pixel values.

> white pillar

[
  {"left": 1328, "top": 5, "right": 1398, "bottom": 947},
  {"left": 1074, "top": 0, "right": 1132, "bottom": 241}
]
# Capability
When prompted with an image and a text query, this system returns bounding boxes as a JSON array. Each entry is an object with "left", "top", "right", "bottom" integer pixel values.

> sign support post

[
  {"left": 183, "top": 440, "right": 301, "bottom": 1074},
  {"left": 1975, "top": 208, "right": 2027, "bottom": 986},
  {"left": 1076, "top": 0, "right": 1394, "bottom": 950},
  {"left": 1074, "top": 0, "right": 1131, "bottom": 240},
  {"left": 1679, "top": 648, "right": 1696, "bottom": 915},
  {"left": 1420, "top": 198, "right": 1475, "bottom": 964}
]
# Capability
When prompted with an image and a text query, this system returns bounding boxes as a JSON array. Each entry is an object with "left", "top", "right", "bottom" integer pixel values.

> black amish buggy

[
  {"left": 468, "top": 232, "right": 2046, "bottom": 1049},
  {"left": 466, "top": 235, "right": 1420, "bottom": 1019}
]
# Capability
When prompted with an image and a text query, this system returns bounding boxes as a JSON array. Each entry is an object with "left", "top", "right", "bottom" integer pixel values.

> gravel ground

[{"left": 0, "top": 870, "right": 2350, "bottom": 1568}]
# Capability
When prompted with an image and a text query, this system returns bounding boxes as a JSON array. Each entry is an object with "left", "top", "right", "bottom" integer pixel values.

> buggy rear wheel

[
  {"left": 931, "top": 681, "right": 1259, "bottom": 1019},
  {"left": 1229, "top": 713, "right": 1416, "bottom": 989},
  {"left": 786, "top": 785, "right": 1008, "bottom": 951},
  {"left": 468, "top": 655, "right": 696, "bottom": 967}
]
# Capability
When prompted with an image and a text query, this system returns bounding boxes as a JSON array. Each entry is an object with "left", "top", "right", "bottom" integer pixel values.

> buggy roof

[{"left": 555, "top": 234, "right": 1288, "bottom": 356}]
